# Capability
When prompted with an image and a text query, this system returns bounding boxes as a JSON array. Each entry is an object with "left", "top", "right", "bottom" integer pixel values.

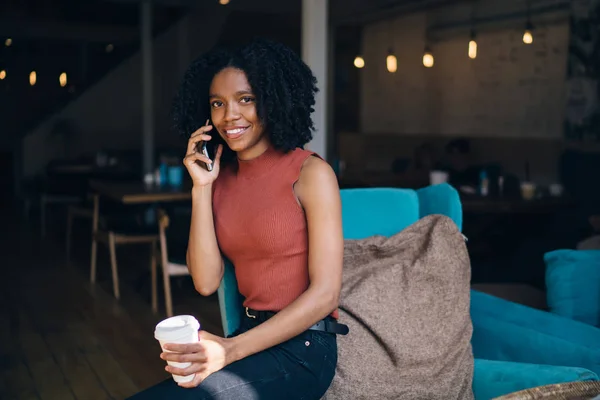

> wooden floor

[{"left": 0, "top": 208, "right": 223, "bottom": 400}]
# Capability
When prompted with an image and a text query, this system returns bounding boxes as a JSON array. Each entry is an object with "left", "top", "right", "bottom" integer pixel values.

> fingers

[
  {"left": 178, "top": 372, "right": 205, "bottom": 388},
  {"left": 186, "top": 125, "right": 213, "bottom": 154},
  {"left": 166, "top": 362, "right": 206, "bottom": 377},
  {"left": 183, "top": 152, "right": 212, "bottom": 167},
  {"left": 163, "top": 341, "right": 203, "bottom": 353},
  {"left": 190, "top": 124, "right": 213, "bottom": 139},
  {"left": 213, "top": 144, "right": 223, "bottom": 168},
  {"left": 161, "top": 350, "right": 207, "bottom": 364}
]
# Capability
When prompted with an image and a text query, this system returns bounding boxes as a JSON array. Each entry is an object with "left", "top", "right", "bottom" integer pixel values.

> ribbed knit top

[{"left": 212, "top": 145, "right": 317, "bottom": 312}]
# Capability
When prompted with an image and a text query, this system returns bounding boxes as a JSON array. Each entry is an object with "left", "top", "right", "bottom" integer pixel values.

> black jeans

[{"left": 127, "top": 315, "right": 337, "bottom": 400}]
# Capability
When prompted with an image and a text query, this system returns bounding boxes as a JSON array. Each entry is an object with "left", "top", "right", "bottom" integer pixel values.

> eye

[
  {"left": 211, "top": 100, "right": 223, "bottom": 108},
  {"left": 240, "top": 96, "right": 255, "bottom": 104}
]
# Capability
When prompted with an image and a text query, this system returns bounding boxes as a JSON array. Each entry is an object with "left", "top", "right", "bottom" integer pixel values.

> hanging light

[
  {"left": 353, "top": 56, "right": 365, "bottom": 69},
  {"left": 0, "top": 70, "right": 5, "bottom": 80},
  {"left": 468, "top": 30, "right": 478, "bottom": 59},
  {"left": 29, "top": 71, "right": 37, "bottom": 86},
  {"left": 423, "top": 46, "right": 434, "bottom": 68},
  {"left": 219, "top": 0, "right": 230, "bottom": 4},
  {"left": 5, "top": 38, "right": 12, "bottom": 47},
  {"left": 59, "top": 72, "right": 67, "bottom": 87},
  {"left": 523, "top": 20, "right": 534, "bottom": 44},
  {"left": 386, "top": 49, "right": 397, "bottom": 73}
]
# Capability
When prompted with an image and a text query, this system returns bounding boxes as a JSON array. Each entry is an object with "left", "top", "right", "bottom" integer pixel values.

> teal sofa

[{"left": 217, "top": 183, "right": 599, "bottom": 399}]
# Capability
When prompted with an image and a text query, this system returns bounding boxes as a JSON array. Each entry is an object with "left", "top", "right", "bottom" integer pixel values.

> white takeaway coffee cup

[
  {"left": 154, "top": 315, "right": 200, "bottom": 383},
  {"left": 430, "top": 170, "right": 449, "bottom": 185}
]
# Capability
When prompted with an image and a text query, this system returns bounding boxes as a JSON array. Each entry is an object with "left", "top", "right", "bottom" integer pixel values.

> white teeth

[{"left": 226, "top": 127, "right": 247, "bottom": 135}]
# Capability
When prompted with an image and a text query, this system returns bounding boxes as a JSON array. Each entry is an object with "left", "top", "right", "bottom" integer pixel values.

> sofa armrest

[
  {"left": 217, "top": 259, "right": 243, "bottom": 337},
  {"left": 473, "top": 359, "right": 598, "bottom": 400},
  {"left": 470, "top": 290, "right": 600, "bottom": 376},
  {"left": 417, "top": 183, "right": 463, "bottom": 231}
]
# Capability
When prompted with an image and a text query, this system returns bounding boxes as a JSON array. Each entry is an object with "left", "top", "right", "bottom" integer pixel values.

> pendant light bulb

[
  {"left": 423, "top": 47, "right": 434, "bottom": 68},
  {"left": 523, "top": 21, "right": 534, "bottom": 44},
  {"left": 353, "top": 56, "right": 365, "bottom": 69},
  {"left": 468, "top": 30, "right": 477, "bottom": 59},
  {"left": 386, "top": 49, "right": 397, "bottom": 73}
]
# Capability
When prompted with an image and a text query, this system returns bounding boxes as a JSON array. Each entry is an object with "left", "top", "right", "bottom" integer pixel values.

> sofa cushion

[
  {"left": 340, "top": 188, "right": 419, "bottom": 240},
  {"left": 325, "top": 215, "right": 474, "bottom": 400},
  {"left": 544, "top": 249, "right": 600, "bottom": 327},
  {"left": 470, "top": 290, "right": 600, "bottom": 376},
  {"left": 473, "top": 359, "right": 599, "bottom": 400}
]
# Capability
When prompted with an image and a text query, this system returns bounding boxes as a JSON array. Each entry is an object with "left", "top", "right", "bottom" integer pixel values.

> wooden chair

[
  {"left": 156, "top": 208, "right": 191, "bottom": 317},
  {"left": 66, "top": 197, "right": 107, "bottom": 265},
  {"left": 90, "top": 194, "right": 159, "bottom": 301}
]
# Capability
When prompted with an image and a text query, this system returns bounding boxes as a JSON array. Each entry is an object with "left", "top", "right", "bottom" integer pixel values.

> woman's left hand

[{"left": 161, "top": 330, "right": 232, "bottom": 388}]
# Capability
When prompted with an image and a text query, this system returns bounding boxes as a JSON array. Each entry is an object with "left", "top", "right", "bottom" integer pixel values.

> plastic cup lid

[{"left": 154, "top": 315, "right": 200, "bottom": 341}]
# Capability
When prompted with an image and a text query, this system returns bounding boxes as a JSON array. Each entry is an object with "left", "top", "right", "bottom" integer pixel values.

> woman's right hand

[{"left": 183, "top": 124, "right": 223, "bottom": 187}]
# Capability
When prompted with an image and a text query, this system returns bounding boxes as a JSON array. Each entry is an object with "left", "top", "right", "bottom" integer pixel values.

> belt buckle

[{"left": 245, "top": 307, "right": 256, "bottom": 319}]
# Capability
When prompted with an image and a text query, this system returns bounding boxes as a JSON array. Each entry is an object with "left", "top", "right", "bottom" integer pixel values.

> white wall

[
  {"left": 360, "top": 0, "right": 570, "bottom": 139},
  {"left": 22, "top": 8, "right": 231, "bottom": 177}
]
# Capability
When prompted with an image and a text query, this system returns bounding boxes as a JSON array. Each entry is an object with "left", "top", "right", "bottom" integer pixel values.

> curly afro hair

[{"left": 171, "top": 37, "right": 319, "bottom": 164}]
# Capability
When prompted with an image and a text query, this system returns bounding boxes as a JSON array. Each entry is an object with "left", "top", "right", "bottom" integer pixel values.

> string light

[
  {"left": 5, "top": 38, "right": 12, "bottom": 47},
  {"left": 0, "top": 70, "right": 6, "bottom": 80},
  {"left": 219, "top": 0, "right": 230, "bottom": 4},
  {"left": 468, "top": 30, "right": 477, "bottom": 59},
  {"left": 386, "top": 49, "right": 397, "bottom": 73},
  {"left": 29, "top": 71, "right": 37, "bottom": 86},
  {"left": 59, "top": 72, "right": 67, "bottom": 87},
  {"left": 353, "top": 56, "right": 365, "bottom": 69},
  {"left": 423, "top": 47, "right": 434, "bottom": 68},
  {"left": 523, "top": 21, "right": 534, "bottom": 44}
]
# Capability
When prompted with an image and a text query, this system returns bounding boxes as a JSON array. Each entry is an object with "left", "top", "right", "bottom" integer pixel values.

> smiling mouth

[{"left": 224, "top": 126, "right": 249, "bottom": 138}]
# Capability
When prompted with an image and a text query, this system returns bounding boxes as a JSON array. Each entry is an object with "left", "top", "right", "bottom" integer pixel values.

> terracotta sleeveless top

[{"left": 212, "top": 145, "right": 333, "bottom": 315}]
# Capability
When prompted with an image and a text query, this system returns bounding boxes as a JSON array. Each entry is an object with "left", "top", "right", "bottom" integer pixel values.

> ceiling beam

[
  {"left": 330, "top": 0, "right": 466, "bottom": 26},
  {"left": 0, "top": 17, "right": 139, "bottom": 43},
  {"left": 102, "top": 0, "right": 299, "bottom": 14}
]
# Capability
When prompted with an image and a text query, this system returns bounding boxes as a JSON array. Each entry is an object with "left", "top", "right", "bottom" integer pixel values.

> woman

[{"left": 129, "top": 38, "right": 345, "bottom": 399}]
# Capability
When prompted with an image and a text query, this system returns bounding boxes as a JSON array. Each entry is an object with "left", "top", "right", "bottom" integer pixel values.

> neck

[
  {"left": 237, "top": 138, "right": 271, "bottom": 161},
  {"left": 236, "top": 143, "right": 286, "bottom": 179}
]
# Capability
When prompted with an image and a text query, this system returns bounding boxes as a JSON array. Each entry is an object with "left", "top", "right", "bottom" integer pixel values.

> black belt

[{"left": 245, "top": 307, "right": 349, "bottom": 335}]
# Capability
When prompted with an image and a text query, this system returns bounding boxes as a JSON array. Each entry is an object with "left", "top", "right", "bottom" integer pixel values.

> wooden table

[
  {"left": 90, "top": 180, "right": 192, "bottom": 204},
  {"left": 462, "top": 196, "right": 573, "bottom": 214},
  {"left": 88, "top": 180, "right": 193, "bottom": 303}
]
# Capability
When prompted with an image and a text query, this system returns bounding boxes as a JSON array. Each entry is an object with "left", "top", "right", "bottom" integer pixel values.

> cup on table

[
  {"left": 154, "top": 315, "right": 200, "bottom": 383},
  {"left": 430, "top": 170, "right": 449, "bottom": 185},
  {"left": 549, "top": 183, "right": 564, "bottom": 197},
  {"left": 520, "top": 182, "right": 536, "bottom": 200},
  {"left": 168, "top": 166, "right": 184, "bottom": 188}
]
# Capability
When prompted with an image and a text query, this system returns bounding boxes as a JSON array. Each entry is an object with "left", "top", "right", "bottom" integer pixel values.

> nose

[{"left": 223, "top": 102, "right": 241, "bottom": 122}]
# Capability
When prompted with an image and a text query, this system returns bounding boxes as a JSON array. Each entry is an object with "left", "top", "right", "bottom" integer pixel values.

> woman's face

[{"left": 209, "top": 67, "right": 269, "bottom": 160}]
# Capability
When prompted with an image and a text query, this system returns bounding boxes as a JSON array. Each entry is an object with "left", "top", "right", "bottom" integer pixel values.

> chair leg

[
  {"left": 162, "top": 257, "right": 174, "bottom": 318},
  {"left": 66, "top": 209, "right": 73, "bottom": 265},
  {"left": 90, "top": 234, "right": 97, "bottom": 284},
  {"left": 150, "top": 241, "right": 158, "bottom": 313},
  {"left": 108, "top": 233, "right": 120, "bottom": 299},
  {"left": 90, "top": 195, "right": 99, "bottom": 284},
  {"left": 40, "top": 196, "right": 46, "bottom": 237}
]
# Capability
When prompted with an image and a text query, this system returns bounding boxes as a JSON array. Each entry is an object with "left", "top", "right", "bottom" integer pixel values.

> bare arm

[
  {"left": 186, "top": 184, "right": 224, "bottom": 296},
  {"left": 182, "top": 124, "right": 225, "bottom": 296},
  {"left": 227, "top": 156, "right": 344, "bottom": 363}
]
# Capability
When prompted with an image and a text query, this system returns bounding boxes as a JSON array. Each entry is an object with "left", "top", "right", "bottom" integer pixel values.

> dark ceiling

[{"left": 0, "top": 0, "right": 464, "bottom": 138}]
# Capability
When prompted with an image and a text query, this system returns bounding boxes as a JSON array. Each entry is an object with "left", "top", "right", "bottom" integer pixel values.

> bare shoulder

[{"left": 296, "top": 155, "right": 340, "bottom": 203}]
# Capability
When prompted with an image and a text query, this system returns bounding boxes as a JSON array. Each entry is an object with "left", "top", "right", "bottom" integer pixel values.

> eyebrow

[{"left": 209, "top": 90, "right": 254, "bottom": 99}]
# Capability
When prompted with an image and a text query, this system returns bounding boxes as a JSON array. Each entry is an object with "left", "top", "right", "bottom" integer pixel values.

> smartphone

[
  {"left": 196, "top": 120, "right": 213, "bottom": 171},
  {"left": 198, "top": 140, "right": 213, "bottom": 171}
]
